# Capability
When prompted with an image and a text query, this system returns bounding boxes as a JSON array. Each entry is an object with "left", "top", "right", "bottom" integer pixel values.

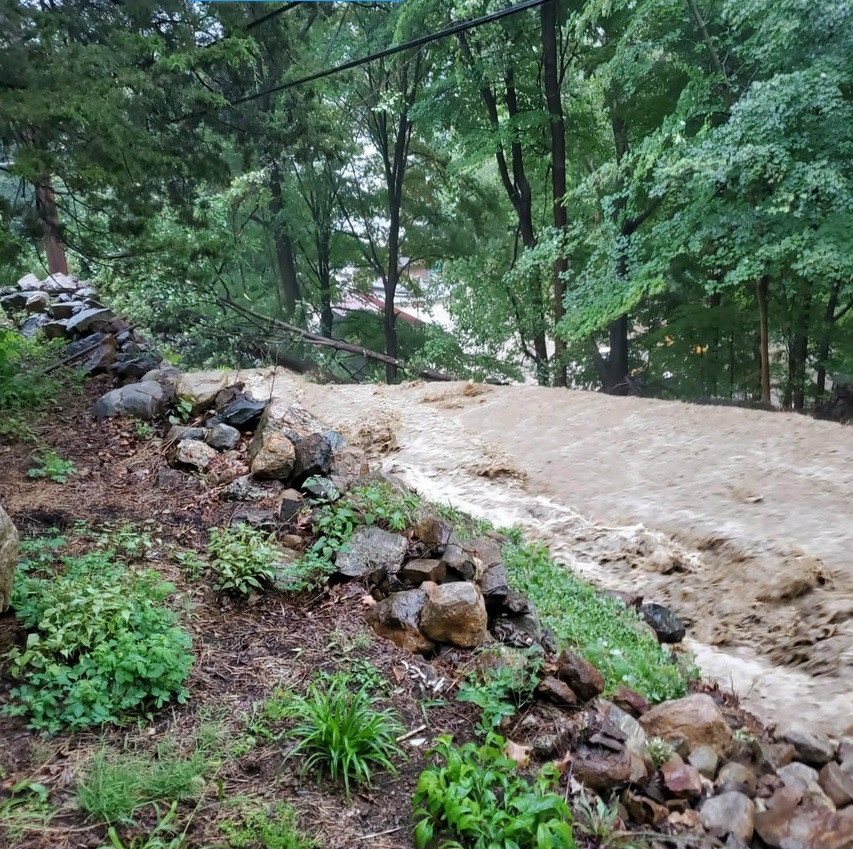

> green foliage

[
  {"left": 77, "top": 730, "right": 218, "bottom": 825},
  {"left": 219, "top": 802, "right": 319, "bottom": 849},
  {"left": 502, "top": 537, "right": 692, "bottom": 702},
  {"left": 134, "top": 421, "right": 155, "bottom": 441},
  {"left": 0, "top": 778, "right": 57, "bottom": 839},
  {"left": 100, "top": 801, "right": 187, "bottom": 849},
  {"left": 281, "top": 673, "right": 404, "bottom": 799},
  {"left": 4, "top": 547, "right": 193, "bottom": 732},
  {"left": 456, "top": 647, "right": 542, "bottom": 735},
  {"left": 208, "top": 526, "right": 281, "bottom": 596},
  {"left": 644, "top": 737, "right": 675, "bottom": 769},
  {"left": 27, "top": 448, "right": 76, "bottom": 482},
  {"left": 413, "top": 734, "right": 575, "bottom": 849},
  {"left": 92, "top": 521, "right": 160, "bottom": 561}
]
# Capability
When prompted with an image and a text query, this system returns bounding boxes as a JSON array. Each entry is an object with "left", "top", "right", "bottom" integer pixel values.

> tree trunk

[
  {"left": 815, "top": 279, "right": 841, "bottom": 401},
  {"left": 756, "top": 276, "right": 771, "bottom": 404},
  {"left": 607, "top": 314, "right": 629, "bottom": 393},
  {"left": 36, "top": 176, "right": 68, "bottom": 275},
  {"left": 541, "top": 0, "right": 568, "bottom": 387},
  {"left": 267, "top": 165, "right": 301, "bottom": 318}
]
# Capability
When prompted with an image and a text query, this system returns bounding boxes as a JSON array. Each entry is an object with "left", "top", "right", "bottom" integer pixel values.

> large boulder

[
  {"left": 755, "top": 804, "right": 853, "bottom": 849},
  {"left": 639, "top": 694, "right": 733, "bottom": 757},
  {"left": 249, "top": 432, "right": 295, "bottom": 480},
  {"left": 65, "top": 307, "right": 115, "bottom": 335},
  {"left": 176, "top": 371, "right": 231, "bottom": 415},
  {"left": 335, "top": 525, "right": 407, "bottom": 579},
  {"left": 420, "top": 580, "right": 488, "bottom": 647},
  {"left": 91, "top": 381, "right": 173, "bottom": 421},
  {"left": 781, "top": 723, "right": 839, "bottom": 766},
  {"left": 172, "top": 440, "right": 217, "bottom": 471},
  {"left": 0, "top": 504, "right": 19, "bottom": 611},
  {"left": 366, "top": 588, "right": 434, "bottom": 654},
  {"left": 700, "top": 792, "right": 755, "bottom": 843},
  {"left": 556, "top": 649, "right": 605, "bottom": 702}
]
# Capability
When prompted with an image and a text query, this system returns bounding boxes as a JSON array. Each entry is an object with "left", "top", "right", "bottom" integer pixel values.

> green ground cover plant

[
  {"left": 27, "top": 448, "right": 76, "bottom": 482},
  {"left": 208, "top": 525, "right": 281, "bottom": 596},
  {"left": 413, "top": 733, "right": 575, "bottom": 849},
  {"left": 219, "top": 801, "right": 319, "bottom": 849},
  {"left": 502, "top": 535, "right": 693, "bottom": 702},
  {"left": 4, "top": 540, "right": 194, "bottom": 732}
]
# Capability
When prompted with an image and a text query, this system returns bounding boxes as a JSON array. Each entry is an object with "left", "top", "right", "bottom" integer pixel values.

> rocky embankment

[{"left": 2, "top": 271, "right": 853, "bottom": 848}]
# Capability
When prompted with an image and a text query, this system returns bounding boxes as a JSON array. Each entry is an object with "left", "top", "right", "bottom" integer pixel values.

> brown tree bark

[
  {"left": 756, "top": 276, "right": 771, "bottom": 404},
  {"left": 36, "top": 177, "right": 68, "bottom": 275}
]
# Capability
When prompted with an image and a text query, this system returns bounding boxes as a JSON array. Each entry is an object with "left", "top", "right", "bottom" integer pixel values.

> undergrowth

[
  {"left": 219, "top": 801, "right": 319, "bottom": 849},
  {"left": 413, "top": 733, "right": 575, "bottom": 849},
  {"left": 208, "top": 525, "right": 281, "bottom": 596},
  {"left": 502, "top": 534, "right": 693, "bottom": 702},
  {"left": 4, "top": 533, "right": 194, "bottom": 732}
]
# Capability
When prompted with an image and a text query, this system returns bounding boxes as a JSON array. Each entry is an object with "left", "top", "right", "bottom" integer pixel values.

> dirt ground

[{"left": 231, "top": 374, "right": 852, "bottom": 742}]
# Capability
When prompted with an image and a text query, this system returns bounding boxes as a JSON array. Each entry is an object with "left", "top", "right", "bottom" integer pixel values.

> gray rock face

[
  {"left": 66, "top": 307, "right": 114, "bottom": 335},
  {"left": 641, "top": 602, "right": 686, "bottom": 643},
  {"left": 112, "top": 353, "right": 161, "bottom": 381},
  {"left": 0, "top": 504, "right": 19, "bottom": 611},
  {"left": 782, "top": 724, "right": 839, "bottom": 766},
  {"left": 173, "top": 440, "right": 217, "bottom": 470},
  {"left": 20, "top": 314, "right": 49, "bottom": 337},
  {"left": 700, "top": 792, "right": 755, "bottom": 843},
  {"left": 755, "top": 803, "right": 853, "bottom": 849},
  {"left": 420, "top": 580, "right": 488, "bottom": 647},
  {"left": 206, "top": 423, "right": 240, "bottom": 451},
  {"left": 25, "top": 291, "right": 50, "bottom": 313},
  {"left": 1, "top": 291, "right": 29, "bottom": 312},
  {"left": 221, "top": 475, "right": 284, "bottom": 502},
  {"left": 366, "top": 588, "right": 434, "bottom": 654},
  {"left": 176, "top": 372, "right": 231, "bottom": 415},
  {"left": 15, "top": 273, "right": 41, "bottom": 290},
  {"left": 819, "top": 762, "right": 853, "bottom": 809},
  {"left": 91, "top": 381, "right": 173, "bottom": 421},
  {"left": 249, "top": 432, "right": 295, "bottom": 480},
  {"left": 335, "top": 526, "right": 408, "bottom": 579},
  {"left": 291, "top": 432, "right": 334, "bottom": 483},
  {"left": 167, "top": 426, "right": 206, "bottom": 443},
  {"left": 688, "top": 745, "right": 720, "bottom": 779},
  {"left": 777, "top": 761, "right": 837, "bottom": 810},
  {"left": 47, "top": 301, "right": 85, "bottom": 319}
]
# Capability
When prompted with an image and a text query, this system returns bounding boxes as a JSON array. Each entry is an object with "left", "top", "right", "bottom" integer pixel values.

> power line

[
  {"left": 245, "top": 2, "right": 301, "bottom": 31},
  {"left": 219, "top": 0, "right": 548, "bottom": 112}
]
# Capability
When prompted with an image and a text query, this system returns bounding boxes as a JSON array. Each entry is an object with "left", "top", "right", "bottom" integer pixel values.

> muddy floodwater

[{"left": 237, "top": 370, "right": 853, "bottom": 741}]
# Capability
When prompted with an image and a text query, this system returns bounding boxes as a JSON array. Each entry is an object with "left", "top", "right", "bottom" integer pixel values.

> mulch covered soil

[{"left": 0, "top": 383, "right": 479, "bottom": 849}]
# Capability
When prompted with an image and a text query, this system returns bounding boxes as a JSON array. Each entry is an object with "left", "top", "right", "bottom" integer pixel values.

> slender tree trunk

[
  {"left": 815, "top": 279, "right": 841, "bottom": 401},
  {"left": 790, "top": 291, "right": 810, "bottom": 411},
  {"left": 318, "top": 235, "right": 334, "bottom": 339},
  {"left": 36, "top": 176, "right": 68, "bottom": 275},
  {"left": 541, "top": 0, "right": 568, "bottom": 387},
  {"left": 708, "top": 291, "right": 722, "bottom": 396},
  {"left": 756, "top": 276, "right": 771, "bottom": 404},
  {"left": 608, "top": 313, "right": 630, "bottom": 393},
  {"left": 267, "top": 164, "right": 300, "bottom": 317}
]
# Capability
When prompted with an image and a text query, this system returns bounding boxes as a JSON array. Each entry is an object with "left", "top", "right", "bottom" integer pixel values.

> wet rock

[
  {"left": 599, "top": 701, "right": 648, "bottom": 782},
  {"left": 819, "top": 762, "right": 853, "bottom": 809},
  {"left": 156, "top": 468, "right": 200, "bottom": 492},
  {"left": 141, "top": 366, "right": 182, "bottom": 390},
  {"left": 249, "top": 432, "right": 295, "bottom": 480},
  {"left": 717, "top": 762, "right": 757, "bottom": 797},
  {"left": 777, "top": 761, "right": 837, "bottom": 809},
  {"left": 420, "top": 581, "right": 488, "bottom": 647},
  {"left": 440, "top": 539, "right": 479, "bottom": 581},
  {"left": 30, "top": 272, "right": 80, "bottom": 294},
  {"left": 21, "top": 314, "right": 49, "bottom": 337},
  {"left": 291, "top": 432, "right": 334, "bottom": 484},
  {"left": 15, "top": 272, "right": 41, "bottom": 290},
  {"left": 556, "top": 650, "right": 605, "bottom": 702},
  {"left": 47, "top": 301, "right": 84, "bottom": 319},
  {"left": 41, "top": 319, "right": 69, "bottom": 339},
  {"left": 688, "top": 746, "right": 720, "bottom": 780},
  {"left": 412, "top": 517, "right": 453, "bottom": 553},
  {"left": 612, "top": 685, "right": 651, "bottom": 717},
  {"left": 206, "top": 423, "right": 240, "bottom": 451},
  {"left": 230, "top": 507, "right": 276, "bottom": 530},
  {"left": 91, "top": 381, "right": 173, "bottom": 421},
  {"left": 480, "top": 563, "right": 509, "bottom": 599},
  {"left": 700, "top": 792, "right": 755, "bottom": 843},
  {"left": 491, "top": 611, "right": 542, "bottom": 648},
  {"left": 760, "top": 741, "right": 798, "bottom": 770},
  {"left": 66, "top": 307, "right": 114, "bottom": 335},
  {"left": 221, "top": 475, "right": 284, "bottom": 502},
  {"left": 399, "top": 559, "right": 447, "bottom": 585},
  {"left": 365, "top": 588, "right": 433, "bottom": 654},
  {"left": 639, "top": 694, "right": 733, "bottom": 757},
  {"left": 327, "top": 444, "right": 369, "bottom": 492},
  {"left": 335, "top": 526, "right": 407, "bottom": 579},
  {"left": 781, "top": 724, "right": 838, "bottom": 766},
  {"left": 213, "top": 394, "right": 267, "bottom": 429},
  {"left": 176, "top": 371, "right": 231, "bottom": 415},
  {"left": 1, "top": 291, "right": 29, "bottom": 312},
  {"left": 573, "top": 747, "right": 633, "bottom": 793},
  {"left": 755, "top": 804, "right": 853, "bottom": 849},
  {"left": 623, "top": 790, "right": 669, "bottom": 826},
  {"left": 277, "top": 489, "right": 305, "bottom": 524},
  {"left": 173, "top": 440, "right": 217, "bottom": 471},
  {"left": 537, "top": 676, "right": 579, "bottom": 707},
  {"left": 301, "top": 476, "right": 339, "bottom": 500},
  {"left": 112, "top": 353, "right": 162, "bottom": 382},
  {"left": 167, "top": 426, "right": 206, "bottom": 443},
  {"left": 0, "top": 503, "right": 19, "bottom": 612},
  {"left": 78, "top": 335, "right": 117, "bottom": 374},
  {"left": 661, "top": 761, "right": 703, "bottom": 800},
  {"left": 25, "top": 291, "right": 50, "bottom": 313},
  {"left": 641, "top": 603, "right": 686, "bottom": 643}
]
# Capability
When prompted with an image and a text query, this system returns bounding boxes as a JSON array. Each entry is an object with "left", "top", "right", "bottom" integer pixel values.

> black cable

[
  {"left": 201, "top": 0, "right": 548, "bottom": 116},
  {"left": 245, "top": 2, "right": 301, "bottom": 31}
]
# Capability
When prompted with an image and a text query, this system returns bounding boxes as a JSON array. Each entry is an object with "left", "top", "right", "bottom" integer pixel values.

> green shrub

[
  {"left": 282, "top": 673, "right": 403, "bottom": 799},
  {"left": 413, "top": 734, "right": 575, "bottom": 849},
  {"left": 27, "top": 448, "right": 76, "bottom": 483},
  {"left": 219, "top": 801, "right": 319, "bottom": 849},
  {"left": 4, "top": 550, "right": 194, "bottom": 732},
  {"left": 101, "top": 801, "right": 187, "bottom": 849},
  {"left": 208, "top": 526, "right": 281, "bottom": 596},
  {"left": 502, "top": 538, "right": 692, "bottom": 702}
]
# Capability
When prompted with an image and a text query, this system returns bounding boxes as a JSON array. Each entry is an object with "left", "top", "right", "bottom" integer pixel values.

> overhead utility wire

[
  {"left": 245, "top": 3, "right": 301, "bottom": 31},
  {"left": 223, "top": 0, "right": 549, "bottom": 111}
]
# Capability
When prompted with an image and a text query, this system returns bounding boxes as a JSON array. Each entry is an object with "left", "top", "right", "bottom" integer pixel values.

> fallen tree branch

[{"left": 218, "top": 297, "right": 457, "bottom": 382}]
